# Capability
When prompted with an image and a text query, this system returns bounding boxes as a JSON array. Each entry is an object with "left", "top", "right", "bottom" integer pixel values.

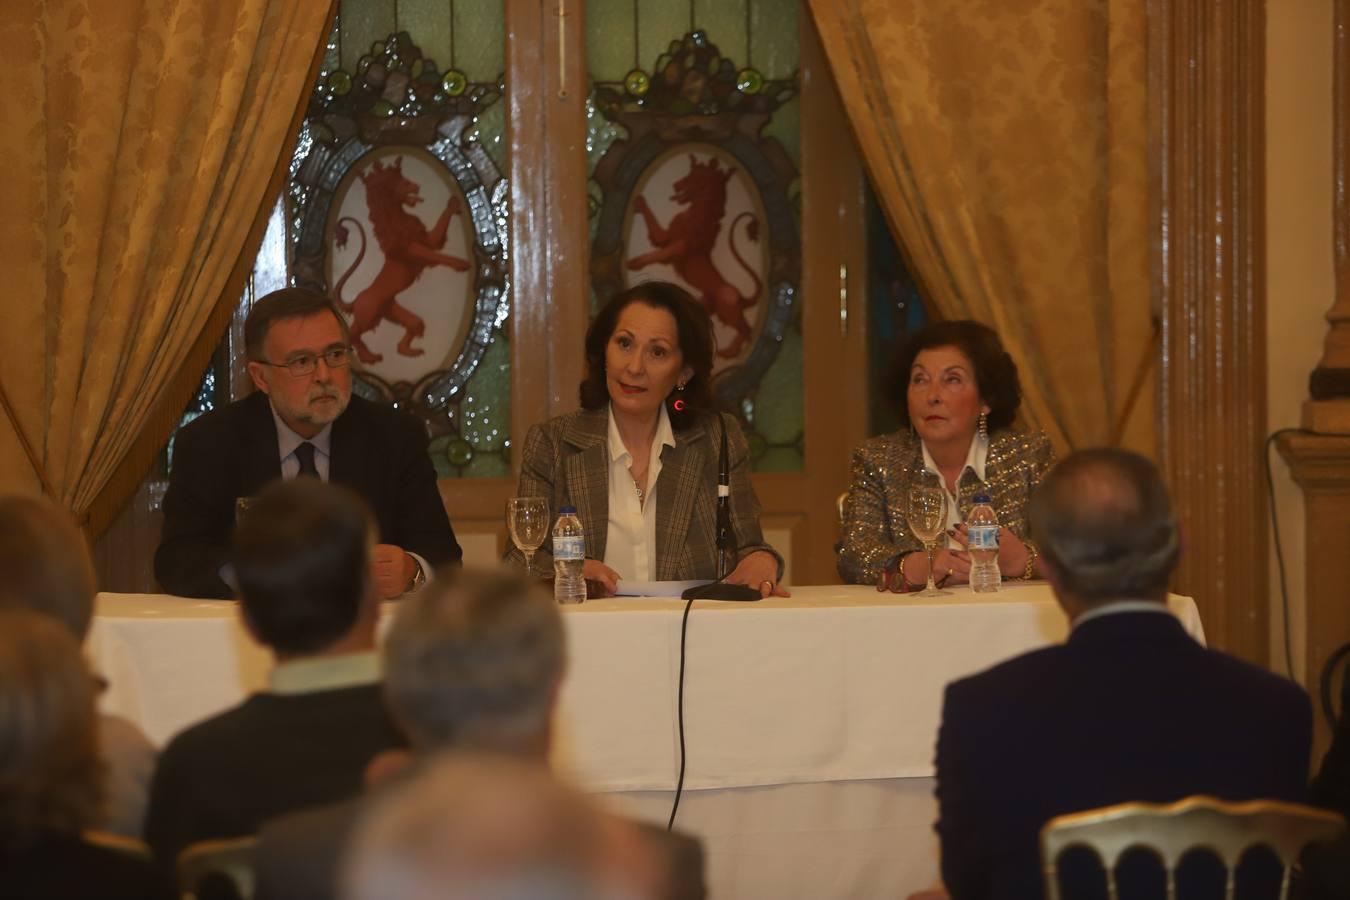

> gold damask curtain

[
  {"left": 0, "top": 0, "right": 335, "bottom": 535},
  {"left": 808, "top": 0, "right": 1154, "bottom": 453}
]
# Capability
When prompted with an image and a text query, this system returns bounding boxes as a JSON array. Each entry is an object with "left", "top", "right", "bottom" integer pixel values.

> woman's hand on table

[
  {"left": 582, "top": 559, "right": 620, "bottom": 599},
  {"left": 949, "top": 524, "right": 1030, "bottom": 579},
  {"left": 725, "top": 550, "right": 790, "bottom": 597},
  {"left": 901, "top": 546, "right": 971, "bottom": 586}
]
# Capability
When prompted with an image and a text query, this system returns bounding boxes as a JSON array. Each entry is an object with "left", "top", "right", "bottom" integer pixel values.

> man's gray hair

[
  {"left": 382, "top": 568, "right": 565, "bottom": 751},
  {"left": 1029, "top": 448, "right": 1180, "bottom": 603}
]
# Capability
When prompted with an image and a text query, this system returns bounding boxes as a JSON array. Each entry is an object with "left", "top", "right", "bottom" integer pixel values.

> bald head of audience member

[
  {"left": 232, "top": 478, "right": 379, "bottom": 661},
  {"left": 342, "top": 753, "right": 656, "bottom": 900},
  {"left": 381, "top": 568, "right": 565, "bottom": 758},
  {"left": 1029, "top": 448, "right": 1181, "bottom": 618},
  {"left": 0, "top": 496, "right": 97, "bottom": 640},
  {"left": 0, "top": 609, "right": 103, "bottom": 844}
]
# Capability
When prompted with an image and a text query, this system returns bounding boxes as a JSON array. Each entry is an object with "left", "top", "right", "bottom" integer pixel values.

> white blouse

[{"left": 602, "top": 403, "right": 676, "bottom": 582}]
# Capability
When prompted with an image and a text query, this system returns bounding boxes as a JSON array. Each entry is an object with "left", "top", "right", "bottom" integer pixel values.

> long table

[{"left": 89, "top": 583, "right": 1204, "bottom": 899}]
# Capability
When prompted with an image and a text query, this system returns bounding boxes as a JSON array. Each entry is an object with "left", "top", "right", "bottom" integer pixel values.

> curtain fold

[
  {"left": 807, "top": 0, "right": 1154, "bottom": 454},
  {"left": 0, "top": 0, "right": 335, "bottom": 535}
]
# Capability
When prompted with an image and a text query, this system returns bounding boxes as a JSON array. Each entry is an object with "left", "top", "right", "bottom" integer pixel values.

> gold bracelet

[{"left": 1022, "top": 542, "right": 1039, "bottom": 581}]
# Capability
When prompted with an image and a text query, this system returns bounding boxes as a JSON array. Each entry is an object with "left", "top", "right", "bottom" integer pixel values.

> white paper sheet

[{"left": 612, "top": 579, "right": 709, "bottom": 597}]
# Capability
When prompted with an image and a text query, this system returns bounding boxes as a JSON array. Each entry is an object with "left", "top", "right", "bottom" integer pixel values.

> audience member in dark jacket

[
  {"left": 254, "top": 569, "right": 705, "bottom": 900},
  {"left": 0, "top": 610, "right": 171, "bottom": 900},
  {"left": 934, "top": 449, "right": 1312, "bottom": 900},
  {"left": 144, "top": 479, "right": 405, "bottom": 870}
]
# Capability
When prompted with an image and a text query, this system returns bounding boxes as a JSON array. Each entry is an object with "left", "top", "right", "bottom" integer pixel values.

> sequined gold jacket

[{"left": 836, "top": 429, "right": 1056, "bottom": 584}]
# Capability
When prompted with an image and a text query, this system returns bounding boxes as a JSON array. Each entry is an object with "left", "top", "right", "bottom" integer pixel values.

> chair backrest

[
  {"left": 1319, "top": 641, "right": 1350, "bottom": 730},
  {"left": 1039, "top": 795, "right": 1347, "bottom": 900},
  {"left": 178, "top": 835, "right": 257, "bottom": 900},
  {"left": 83, "top": 829, "right": 152, "bottom": 860}
]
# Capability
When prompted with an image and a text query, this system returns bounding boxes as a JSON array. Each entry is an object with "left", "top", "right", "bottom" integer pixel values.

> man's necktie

[{"left": 294, "top": 441, "right": 320, "bottom": 479}]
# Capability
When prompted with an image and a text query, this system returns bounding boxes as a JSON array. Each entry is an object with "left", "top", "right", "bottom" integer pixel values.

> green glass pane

[
  {"left": 588, "top": 0, "right": 636, "bottom": 80},
  {"left": 476, "top": 91, "right": 507, "bottom": 172},
  {"left": 755, "top": 446, "right": 802, "bottom": 473},
  {"left": 460, "top": 330, "right": 511, "bottom": 455},
  {"left": 339, "top": 0, "right": 396, "bottom": 72},
  {"left": 399, "top": 2, "right": 452, "bottom": 70},
  {"left": 453, "top": 0, "right": 504, "bottom": 80},
  {"left": 751, "top": 325, "right": 803, "bottom": 445},
  {"left": 762, "top": 94, "right": 800, "bottom": 170},
  {"left": 462, "top": 450, "right": 509, "bottom": 478},
  {"left": 749, "top": 0, "right": 797, "bottom": 78}
]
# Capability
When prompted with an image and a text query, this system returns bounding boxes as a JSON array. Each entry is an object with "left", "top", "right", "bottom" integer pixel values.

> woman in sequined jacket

[{"left": 837, "top": 320, "right": 1056, "bottom": 586}]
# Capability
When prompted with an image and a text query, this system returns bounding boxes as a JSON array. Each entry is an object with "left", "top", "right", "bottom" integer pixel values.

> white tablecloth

[{"left": 88, "top": 584, "right": 1203, "bottom": 898}]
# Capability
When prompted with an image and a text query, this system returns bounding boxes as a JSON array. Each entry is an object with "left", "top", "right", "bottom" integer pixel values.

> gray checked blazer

[{"left": 506, "top": 407, "right": 783, "bottom": 581}]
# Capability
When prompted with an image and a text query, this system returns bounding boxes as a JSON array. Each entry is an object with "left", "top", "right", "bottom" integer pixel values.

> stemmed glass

[
  {"left": 507, "top": 497, "right": 550, "bottom": 576},
  {"left": 907, "top": 485, "right": 951, "bottom": 597}
]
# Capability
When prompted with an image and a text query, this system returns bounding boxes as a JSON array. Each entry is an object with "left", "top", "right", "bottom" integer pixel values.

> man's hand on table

[{"left": 371, "top": 544, "right": 418, "bottom": 599}]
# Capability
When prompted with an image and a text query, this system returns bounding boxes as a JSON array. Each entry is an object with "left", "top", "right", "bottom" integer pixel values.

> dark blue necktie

[{"left": 294, "top": 441, "right": 319, "bottom": 479}]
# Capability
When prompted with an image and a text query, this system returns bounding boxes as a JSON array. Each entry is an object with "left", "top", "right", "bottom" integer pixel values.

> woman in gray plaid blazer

[{"left": 506, "top": 283, "right": 783, "bottom": 597}]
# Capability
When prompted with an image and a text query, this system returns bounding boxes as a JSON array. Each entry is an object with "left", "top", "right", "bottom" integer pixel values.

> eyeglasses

[{"left": 257, "top": 346, "right": 353, "bottom": 378}]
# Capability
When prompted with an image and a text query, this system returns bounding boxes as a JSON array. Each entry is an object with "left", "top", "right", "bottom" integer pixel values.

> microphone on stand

[{"left": 683, "top": 413, "right": 761, "bottom": 602}]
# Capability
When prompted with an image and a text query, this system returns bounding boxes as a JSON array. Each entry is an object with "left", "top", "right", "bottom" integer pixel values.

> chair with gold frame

[
  {"left": 1039, "top": 795, "right": 1346, "bottom": 900},
  {"left": 178, "top": 835, "right": 257, "bottom": 900},
  {"left": 83, "top": 829, "right": 152, "bottom": 860}
]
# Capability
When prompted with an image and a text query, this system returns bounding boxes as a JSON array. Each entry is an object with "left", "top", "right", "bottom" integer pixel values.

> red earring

[{"left": 672, "top": 382, "right": 687, "bottom": 411}]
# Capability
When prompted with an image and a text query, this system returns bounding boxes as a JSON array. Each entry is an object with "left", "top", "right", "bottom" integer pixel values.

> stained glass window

[{"left": 586, "top": 0, "right": 802, "bottom": 472}]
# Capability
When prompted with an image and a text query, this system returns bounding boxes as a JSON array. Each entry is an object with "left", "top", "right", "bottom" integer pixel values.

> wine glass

[
  {"left": 507, "top": 497, "right": 550, "bottom": 576},
  {"left": 907, "top": 486, "right": 951, "bottom": 597}
]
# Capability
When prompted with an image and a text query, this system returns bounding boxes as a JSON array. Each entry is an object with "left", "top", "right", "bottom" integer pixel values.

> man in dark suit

[
  {"left": 933, "top": 448, "right": 1311, "bottom": 900},
  {"left": 144, "top": 479, "right": 406, "bottom": 872},
  {"left": 253, "top": 568, "right": 705, "bottom": 900},
  {"left": 155, "top": 287, "right": 460, "bottom": 599}
]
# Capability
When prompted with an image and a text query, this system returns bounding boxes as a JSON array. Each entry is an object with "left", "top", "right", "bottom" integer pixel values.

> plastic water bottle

[
  {"left": 967, "top": 492, "right": 1001, "bottom": 594},
  {"left": 552, "top": 505, "right": 586, "bottom": 605}
]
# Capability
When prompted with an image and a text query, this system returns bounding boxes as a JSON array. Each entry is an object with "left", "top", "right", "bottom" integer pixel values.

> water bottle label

[
  {"left": 554, "top": 535, "right": 584, "bottom": 561},
  {"left": 967, "top": 524, "right": 999, "bottom": 551}
]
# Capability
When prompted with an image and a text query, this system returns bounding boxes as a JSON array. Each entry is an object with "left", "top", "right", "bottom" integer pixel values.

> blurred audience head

[
  {"left": 0, "top": 609, "right": 103, "bottom": 844},
  {"left": 890, "top": 319, "right": 1022, "bottom": 431},
  {"left": 232, "top": 478, "right": 376, "bottom": 658},
  {"left": 383, "top": 568, "right": 565, "bottom": 756},
  {"left": 1030, "top": 448, "right": 1180, "bottom": 608},
  {"left": 0, "top": 495, "right": 96, "bottom": 640},
  {"left": 341, "top": 752, "right": 655, "bottom": 900}
]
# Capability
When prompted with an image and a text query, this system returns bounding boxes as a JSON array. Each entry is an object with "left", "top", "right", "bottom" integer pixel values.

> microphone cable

[{"left": 667, "top": 595, "right": 696, "bottom": 830}]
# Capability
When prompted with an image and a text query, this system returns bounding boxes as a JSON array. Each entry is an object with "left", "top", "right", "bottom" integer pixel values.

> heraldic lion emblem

[
  {"left": 333, "top": 156, "right": 472, "bottom": 365},
  {"left": 627, "top": 154, "right": 763, "bottom": 359}
]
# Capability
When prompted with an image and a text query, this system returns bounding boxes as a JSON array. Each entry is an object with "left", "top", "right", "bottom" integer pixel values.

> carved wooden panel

[{"left": 1150, "top": 0, "right": 1268, "bottom": 664}]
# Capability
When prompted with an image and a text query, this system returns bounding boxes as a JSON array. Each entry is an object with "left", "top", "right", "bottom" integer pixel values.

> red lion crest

[
  {"left": 627, "top": 154, "right": 763, "bottom": 359},
  {"left": 333, "top": 157, "right": 471, "bottom": 365}
]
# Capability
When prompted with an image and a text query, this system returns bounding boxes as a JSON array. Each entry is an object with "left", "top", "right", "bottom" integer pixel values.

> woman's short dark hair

[
  {"left": 578, "top": 282, "right": 715, "bottom": 429},
  {"left": 232, "top": 479, "right": 373, "bottom": 656},
  {"left": 889, "top": 320, "right": 1022, "bottom": 430}
]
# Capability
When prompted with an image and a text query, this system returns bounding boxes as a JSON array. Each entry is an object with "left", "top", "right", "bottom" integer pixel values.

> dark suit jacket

[
  {"left": 143, "top": 683, "right": 405, "bottom": 872},
  {"left": 254, "top": 795, "right": 706, "bottom": 900},
  {"left": 155, "top": 391, "right": 461, "bottom": 598},
  {"left": 0, "top": 832, "right": 173, "bottom": 900},
  {"left": 506, "top": 407, "right": 781, "bottom": 580},
  {"left": 935, "top": 610, "right": 1312, "bottom": 900}
]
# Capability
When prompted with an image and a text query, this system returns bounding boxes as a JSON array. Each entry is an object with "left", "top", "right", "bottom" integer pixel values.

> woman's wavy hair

[
  {"left": 578, "top": 282, "right": 714, "bottom": 430},
  {"left": 0, "top": 609, "right": 103, "bottom": 847},
  {"left": 889, "top": 319, "right": 1023, "bottom": 430}
]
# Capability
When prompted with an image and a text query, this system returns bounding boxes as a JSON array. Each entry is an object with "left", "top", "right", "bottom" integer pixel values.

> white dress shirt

[
  {"left": 603, "top": 403, "right": 677, "bottom": 582},
  {"left": 271, "top": 407, "right": 333, "bottom": 481},
  {"left": 921, "top": 430, "right": 989, "bottom": 530}
]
